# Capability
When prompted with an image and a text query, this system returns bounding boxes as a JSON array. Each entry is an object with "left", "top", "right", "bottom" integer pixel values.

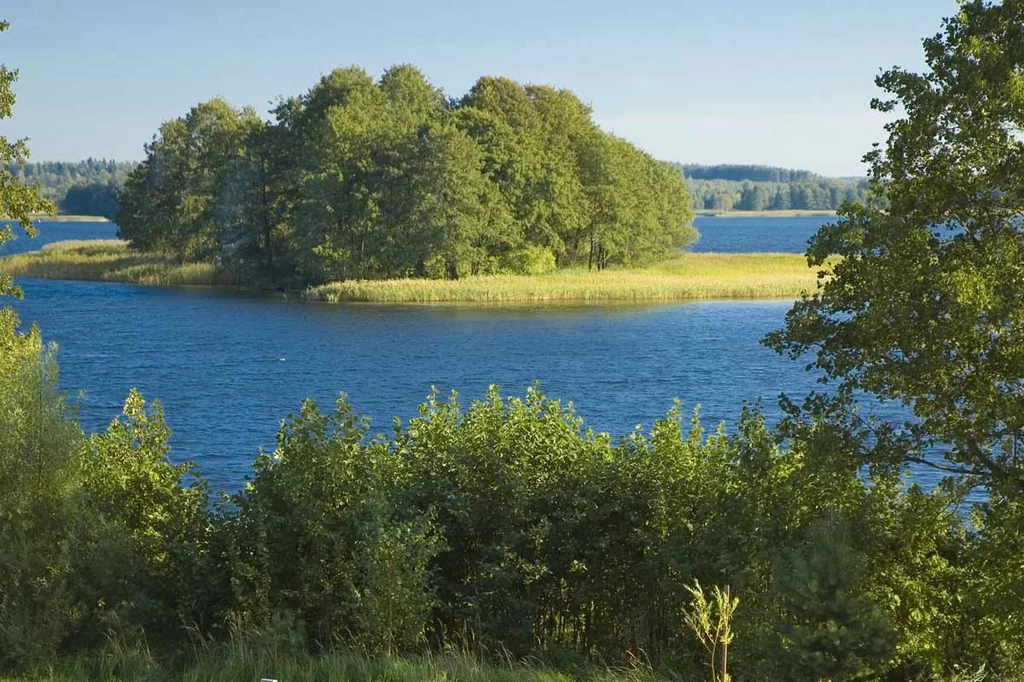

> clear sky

[{"left": 3, "top": 0, "right": 956, "bottom": 176}]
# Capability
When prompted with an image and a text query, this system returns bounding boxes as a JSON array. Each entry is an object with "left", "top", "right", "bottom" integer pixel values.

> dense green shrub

[
  {"left": 498, "top": 245, "right": 557, "bottom": 275},
  {"left": 72, "top": 390, "right": 213, "bottom": 649},
  {"left": 1, "top": 351, "right": 1023, "bottom": 678},
  {"left": 0, "top": 309, "right": 83, "bottom": 670},
  {"left": 226, "top": 397, "right": 441, "bottom": 651}
]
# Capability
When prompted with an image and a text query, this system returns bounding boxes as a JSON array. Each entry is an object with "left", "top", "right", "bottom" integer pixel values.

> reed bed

[
  {"left": 308, "top": 252, "right": 822, "bottom": 303},
  {"left": 0, "top": 240, "right": 223, "bottom": 286},
  {"left": 1, "top": 241, "right": 824, "bottom": 303}
]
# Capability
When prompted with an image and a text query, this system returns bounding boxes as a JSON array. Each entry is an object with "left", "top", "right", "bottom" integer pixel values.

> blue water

[
  {"left": 2, "top": 215, "right": 825, "bottom": 257},
  {"left": 690, "top": 214, "right": 829, "bottom": 253},
  {"left": 5, "top": 216, "right": 936, "bottom": 493},
  {"left": 13, "top": 280, "right": 832, "bottom": 489},
  {"left": 0, "top": 220, "right": 118, "bottom": 255}
]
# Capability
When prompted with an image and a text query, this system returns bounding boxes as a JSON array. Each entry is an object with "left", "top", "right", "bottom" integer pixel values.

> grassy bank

[
  {"left": 0, "top": 240, "right": 822, "bottom": 302},
  {"left": 0, "top": 240, "right": 226, "bottom": 286},
  {"left": 310, "top": 253, "right": 819, "bottom": 302}
]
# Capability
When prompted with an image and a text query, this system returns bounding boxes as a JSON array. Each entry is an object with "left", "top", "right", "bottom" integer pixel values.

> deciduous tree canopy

[
  {"left": 767, "top": 0, "right": 1024, "bottom": 498},
  {"left": 116, "top": 66, "right": 696, "bottom": 285}
]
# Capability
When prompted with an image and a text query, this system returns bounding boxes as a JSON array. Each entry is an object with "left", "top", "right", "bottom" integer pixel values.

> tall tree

[
  {"left": 117, "top": 99, "right": 255, "bottom": 261},
  {"left": 766, "top": 0, "right": 1024, "bottom": 497}
]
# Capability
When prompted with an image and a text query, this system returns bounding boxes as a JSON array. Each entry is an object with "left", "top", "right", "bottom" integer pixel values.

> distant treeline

[
  {"left": 674, "top": 163, "right": 870, "bottom": 211},
  {"left": 678, "top": 163, "right": 820, "bottom": 183},
  {"left": 11, "top": 159, "right": 135, "bottom": 218},
  {"left": 116, "top": 65, "right": 695, "bottom": 285}
]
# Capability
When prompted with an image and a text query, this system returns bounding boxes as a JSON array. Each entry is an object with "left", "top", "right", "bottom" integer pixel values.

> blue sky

[{"left": 3, "top": 0, "right": 955, "bottom": 176}]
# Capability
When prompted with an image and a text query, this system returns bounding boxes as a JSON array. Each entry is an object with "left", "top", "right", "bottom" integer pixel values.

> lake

[
  {"left": 7, "top": 215, "right": 929, "bottom": 493},
  {"left": 690, "top": 214, "right": 831, "bottom": 253},
  {"left": 0, "top": 219, "right": 119, "bottom": 255},
  {"left": 0, "top": 214, "right": 831, "bottom": 256}
]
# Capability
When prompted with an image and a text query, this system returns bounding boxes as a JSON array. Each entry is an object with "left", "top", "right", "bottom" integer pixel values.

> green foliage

[
  {"left": 677, "top": 163, "right": 869, "bottom": 212},
  {"left": 762, "top": 8, "right": 1024, "bottom": 673},
  {"left": 9, "top": 159, "right": 135, "bottom": 207},
  {"left": 116, "top": 67, "right": 694, "bottom": 285},
  {"left": 682, "top": 580, "right": 738, "bottom": 682},
  {"left": 0, "top": 25, "right": 74, "bottom": 667},
  {"left": 772, "top": 516, "right": 895, "bottom": 681},
  {"left": 227, "top": 396, "right": 441, "bottom": 651},
  {"left": 0, "top": 310, "right": 82, "bottom": 670},
  {"left": 74, "top": 390, "right": 212, "bottom": 646},
  {"left": 680, "top": 164, "right": 821, "bottom": 183},
  {"left": 58, "top": 182, "right": 119, "bottom": 219},
  {"left": 117, "top": 99, "right": 261, "bottom": 262},
  {"left": 498, "top": 245, "right": 557, "bottom": 275},
  {"left": 765, "top": 0, "right": 1024, "bottom": 499},
  {"left": 0, "top": 355, "right": 1021, "bottom": 678}
]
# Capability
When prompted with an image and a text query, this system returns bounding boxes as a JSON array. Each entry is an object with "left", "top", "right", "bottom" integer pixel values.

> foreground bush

[{"left": 0, "top": 313, "right": 1021, "bottom": 680}]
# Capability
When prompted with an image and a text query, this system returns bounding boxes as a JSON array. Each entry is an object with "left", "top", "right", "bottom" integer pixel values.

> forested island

[{"left": 112, "top": 66, "right": 695, "bottom": 286}]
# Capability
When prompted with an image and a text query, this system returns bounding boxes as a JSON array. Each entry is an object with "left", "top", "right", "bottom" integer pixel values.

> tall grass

[
  {"left": 309, "top": 253, "right": 823, "bottom": 303},
  {"left": 1, "top": 241, "right": 825, "bottom": 302},
  {"left": 3, "top": 629, "right": 661, "bottom": 682},
  {"left": 0, "top": 240, "right": 226, "bottom": 287}
]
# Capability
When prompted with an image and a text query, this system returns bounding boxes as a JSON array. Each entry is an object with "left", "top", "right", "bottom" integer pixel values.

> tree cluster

[
  {"left": 11, "top": 159, "right": 134, "bottom": 215},
  {"left": 672, "top": 164, "right": 869, "bottom": 212},
  {"left": 768, "top": 0, "right": 1024, "bottom": 499},
  {"left": 116, "top": 67, "right": 696, "bottom": 285}
]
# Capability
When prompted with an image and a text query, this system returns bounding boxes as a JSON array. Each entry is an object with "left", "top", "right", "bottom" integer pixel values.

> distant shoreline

[
  {"left": 25, "top": 214, "right": 112, "bottom": 223},
  {"left": 0, "top": 240, "right": 823, "bottom": 304},
  {"left": 695, "top": 209, "right": 837, "bottom": 218}
]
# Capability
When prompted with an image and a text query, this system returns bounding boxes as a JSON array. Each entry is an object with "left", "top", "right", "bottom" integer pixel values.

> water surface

[
  {"left": 6, "top": 216, "right": 938, "bottom": 494},
  {"left": 691, "top": 214, "right": 828, "bottom": 253},
  {"left": 1, "top": 220, "right": 117, "bottom": 255}
]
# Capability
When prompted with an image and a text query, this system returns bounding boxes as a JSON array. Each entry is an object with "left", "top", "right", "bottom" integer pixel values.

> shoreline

[
  {"left": 694, "top": 209, "right": 836, "bottom": 218},
  {"left": 24, "top": 214, "right": 113, "bottom": 223},
  {"left": 0, "top": 240, "right": 823, "bottom": 304}
]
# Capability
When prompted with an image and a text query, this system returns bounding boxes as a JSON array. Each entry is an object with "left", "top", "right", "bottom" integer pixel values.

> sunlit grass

[
  {"left": 309, "top": 252, "right": 823, "bottom": 303},
  {"left": 0, "top": 240, "right": 826, "bottom": 302},
  {"left": 0, "top": 240, "right": 225, "bottom": 286}
]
